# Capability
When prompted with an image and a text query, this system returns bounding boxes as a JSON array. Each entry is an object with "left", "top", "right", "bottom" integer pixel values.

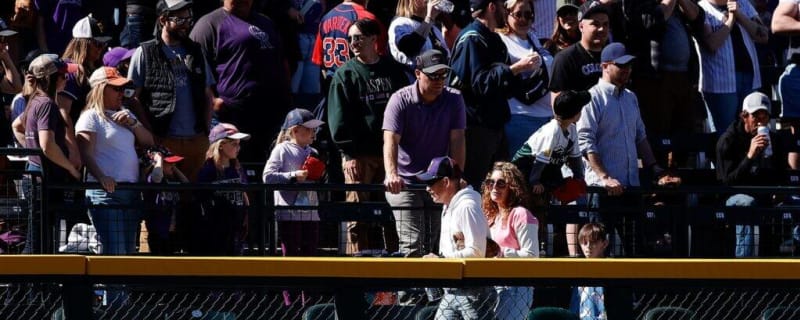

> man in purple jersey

[{"left": 191, "top": 0, "right": 291, "bottom": 162}]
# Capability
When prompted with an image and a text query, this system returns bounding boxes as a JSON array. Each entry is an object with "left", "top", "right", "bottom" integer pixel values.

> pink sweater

[{"left": 489, "top": 207, "right": 540, "bottom": 258}]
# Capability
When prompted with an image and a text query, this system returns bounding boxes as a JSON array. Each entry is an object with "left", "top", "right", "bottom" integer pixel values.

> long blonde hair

[
  {"left": 62, "top": 38, "right": 96, "bottom": 87},
  {"left": 395, "top": 0, "right": 418, "bottom": 18},
  {"left": 481, "top": 162, "right": 530, "bottom": 227},
  {"left": 206, "top": 139, "right": 242, "bottom": 174},
  {"left": 83, "top": 82, "right": 113, "bottom": 121}
]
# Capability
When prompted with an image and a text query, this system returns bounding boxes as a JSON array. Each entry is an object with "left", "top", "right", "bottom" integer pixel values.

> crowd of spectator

[
  {"left": 1, "top": 0, "right": 800, "bottom": 318},
  {"left": 0, "top": 0, "right": 796, "bottom": 252}
]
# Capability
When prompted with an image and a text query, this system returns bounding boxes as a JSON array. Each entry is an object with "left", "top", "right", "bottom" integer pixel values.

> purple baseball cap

[
  {"left": 103, "top": 47, "right": 136, "bottom": 68},
  {"left": 103, "top": 47, "right": 135, "bottom": 67},
  {"left": 209, "top": 123, "right": 251, "bottom": 143},
  {"left": 416, "top": 156, "right": 461, "bottom": 183}
]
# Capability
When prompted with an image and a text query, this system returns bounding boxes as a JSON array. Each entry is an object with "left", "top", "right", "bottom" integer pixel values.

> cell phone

[{"left": 123, "top": 88, "right": 135, "bottom": 98}]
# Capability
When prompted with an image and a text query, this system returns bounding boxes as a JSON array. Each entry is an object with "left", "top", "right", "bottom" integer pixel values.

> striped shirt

[
  {"left": 697, "top": 0, "right": 761, "bottom": 93},
  {"left": 577, "top": 79, "right": 647, "bottom": 187},
  {"left": 531, "top": 0, "right": 556, "bottom": 40}
]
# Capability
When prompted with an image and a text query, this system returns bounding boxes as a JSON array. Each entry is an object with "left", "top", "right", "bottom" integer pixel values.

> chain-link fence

[{"left": 0, "top": 282, "right": 791, "bottom": 319}]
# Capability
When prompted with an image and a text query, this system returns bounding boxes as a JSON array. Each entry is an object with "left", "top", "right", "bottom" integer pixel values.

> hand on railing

[{"left": 384, "top": 173, "right": 405, "bottom": 194}]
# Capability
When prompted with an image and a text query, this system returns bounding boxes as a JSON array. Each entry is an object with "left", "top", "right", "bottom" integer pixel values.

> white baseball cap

[
  {"left": 742, "top": 92, "right": 770, "bottom": 114},
  {"left": 72, "top": 15, "right": 112, "bottom": 43}
]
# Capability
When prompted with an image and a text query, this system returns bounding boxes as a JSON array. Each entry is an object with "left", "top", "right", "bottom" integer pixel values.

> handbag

[{"left": 513, "top": 35, "right": 550, "bottom": 105}]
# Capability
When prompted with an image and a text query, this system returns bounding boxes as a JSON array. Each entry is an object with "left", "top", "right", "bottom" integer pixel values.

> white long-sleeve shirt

[{"left": 439, "top": 186, "right": 489, "bottom": 258}]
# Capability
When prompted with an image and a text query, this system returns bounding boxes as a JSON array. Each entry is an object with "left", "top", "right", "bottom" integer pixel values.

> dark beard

[{"left": 167, "top": 29, "right": 189, "bottom": 41}]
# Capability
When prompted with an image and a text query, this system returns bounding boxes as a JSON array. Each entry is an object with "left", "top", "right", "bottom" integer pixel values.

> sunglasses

[
  {"left": 424, "top": 71, "right": 449, "bottom": 81},
  {"left": 510, "top": 10, "right": 534, "bottom": 20},
  {"left": 108, "top": 85, "right": 125, "bottom": 93},
  {"left": 168, "top": 16, "right": 193, "bottom": 25},
  {"left": 484, "top": 178, "right": 508, "bottom": 189}
]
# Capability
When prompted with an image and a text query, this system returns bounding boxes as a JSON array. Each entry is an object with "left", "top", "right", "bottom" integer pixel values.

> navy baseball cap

[
  {"left": 282, "top": 108, "right": 325, "bottom": 130},
  {"left": 416, "top": 156, "right": 462, "bottom": 183},
  {"left": 601, "top": 42, "right": 635, "bottom": 65}
]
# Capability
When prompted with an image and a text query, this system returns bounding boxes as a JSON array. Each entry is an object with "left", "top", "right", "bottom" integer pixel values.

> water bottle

[
  {"left": 757, "top": 125, "right": 772, "bottom": 158},
  {"left": 434, "top": 0, "right": 455, "bottom": 13}
]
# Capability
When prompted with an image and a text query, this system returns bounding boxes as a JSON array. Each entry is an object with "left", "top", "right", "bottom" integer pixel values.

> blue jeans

[
  {"left": 495, "top": 286, "right": 533, "bottom": 320},
  {"left": 291, "top": 33, "right": 321, "bottom": 94},
  {"left": 779, "top": 63, "right": 800, "bottom": 119},
  {"left": 436, "top": 287, "right": 497, "bottom": 320},
  {"left": 505, "top": 115, "right": 551, "bottom": 157},
  {"left": 704, "top": 72, "right": 754, "bottom": 132},
  {"left": 726, "top": 194, "right": 756, "bottom": 257},
  {"left": 86, "top": 189, "right": 141, "bottom": 255},
  {"left": 120, "top": 13, "right": 153, "bottom": 49}
]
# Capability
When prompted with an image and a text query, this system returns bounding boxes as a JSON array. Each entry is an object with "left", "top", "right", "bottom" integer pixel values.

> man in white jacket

[{"left": 419, "top": 156, "right": 496, "bottom": 319}]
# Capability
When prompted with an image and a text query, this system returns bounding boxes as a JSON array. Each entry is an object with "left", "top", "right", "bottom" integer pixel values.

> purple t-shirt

[
  {"left": 190, "top": 8, "right": 290, "bottom": 111},
  {"left": 382, "top": 84, "right": 466, "bottom": 180},
  {"left": 35, "top": 0, "right": 84, "bottom": 54},
  {"left": 24, "top": 95, "right": 68, "bottom": 166}
]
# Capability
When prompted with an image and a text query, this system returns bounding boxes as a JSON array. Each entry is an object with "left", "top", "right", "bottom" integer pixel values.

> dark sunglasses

[
  {"left": 510, "top": 10, "right": 534, "bottom": 20},
  {"left": 484, "top": 178, "right": 508, "bottom": 189},
  {"left": 424, "top": 71, "right": 449, "bottom": 81},
  {"left": 613, "top": 63, "right": 633, "bottom": 69},
  {"left": 168, "top": 16, "right": 193, "bottom": 25},
  {"left": 108, "top": 85, "right": 125, "bottom": 93}
]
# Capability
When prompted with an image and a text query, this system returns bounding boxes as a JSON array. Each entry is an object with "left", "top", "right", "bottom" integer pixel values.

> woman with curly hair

[{"left": 482, "top": 161, "right": 539, "bottom": 320}]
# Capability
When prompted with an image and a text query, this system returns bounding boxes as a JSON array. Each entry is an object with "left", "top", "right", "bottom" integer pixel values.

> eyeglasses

[
  {"left": 484, "top": 178, "right": 508, "bottom": 189},
  {"left": 424, "top": 71, "right": 449, "bottom": 81},
  {"left": 168, "top": 16, "right": 193, "bottom": 25},
  {"left": 510, "top": 10, "right": 534, "bottom": 20},
  {"left": 425, "top": 176, "right": 445, "bottom": 187}
]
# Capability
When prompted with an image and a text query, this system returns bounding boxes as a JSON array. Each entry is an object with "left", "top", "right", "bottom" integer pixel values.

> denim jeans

[
  {"left": 385, "top": 190, "right": 439, "bottom": 257},
  {"left": 436, "top": 287, "right": 497, "bottom": 320},
  {"left": 291, "top": 33, "right": 321, "bottom": 94},
  {"left": 494, "top": 286, "right": 533, "bottom": 320},
  {"left": 778, "top": 63, "right": 800, "bottom": 119},
  {"left": 120, "top": 12, "right": 154, "bottom": 49},
  {"left": 505, "top": 115, "right": 551, "bottom": 157},
  {"left": 726, "top": 194, "right": 756, "bottom": 257},
  {"left": 86, "top": 189, "right": 142, "bottom": 255}
]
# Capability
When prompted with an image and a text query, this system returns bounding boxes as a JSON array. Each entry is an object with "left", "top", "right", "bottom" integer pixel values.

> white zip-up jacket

[{"left": 439, "top": 186, "right": 489, "bottom": 258}]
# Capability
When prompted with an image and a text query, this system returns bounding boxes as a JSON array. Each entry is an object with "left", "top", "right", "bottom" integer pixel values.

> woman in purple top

[
  {"left": 194, "top": 123, "right": 251, "bottom": 256},
  {"left": 14, "top": 54, "right": 81, "bottom": 253}
]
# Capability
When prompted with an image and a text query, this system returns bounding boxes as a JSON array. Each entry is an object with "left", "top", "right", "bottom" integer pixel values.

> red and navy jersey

[{"left": 311, "top": 2, "right": 387, "bottom": 77}]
